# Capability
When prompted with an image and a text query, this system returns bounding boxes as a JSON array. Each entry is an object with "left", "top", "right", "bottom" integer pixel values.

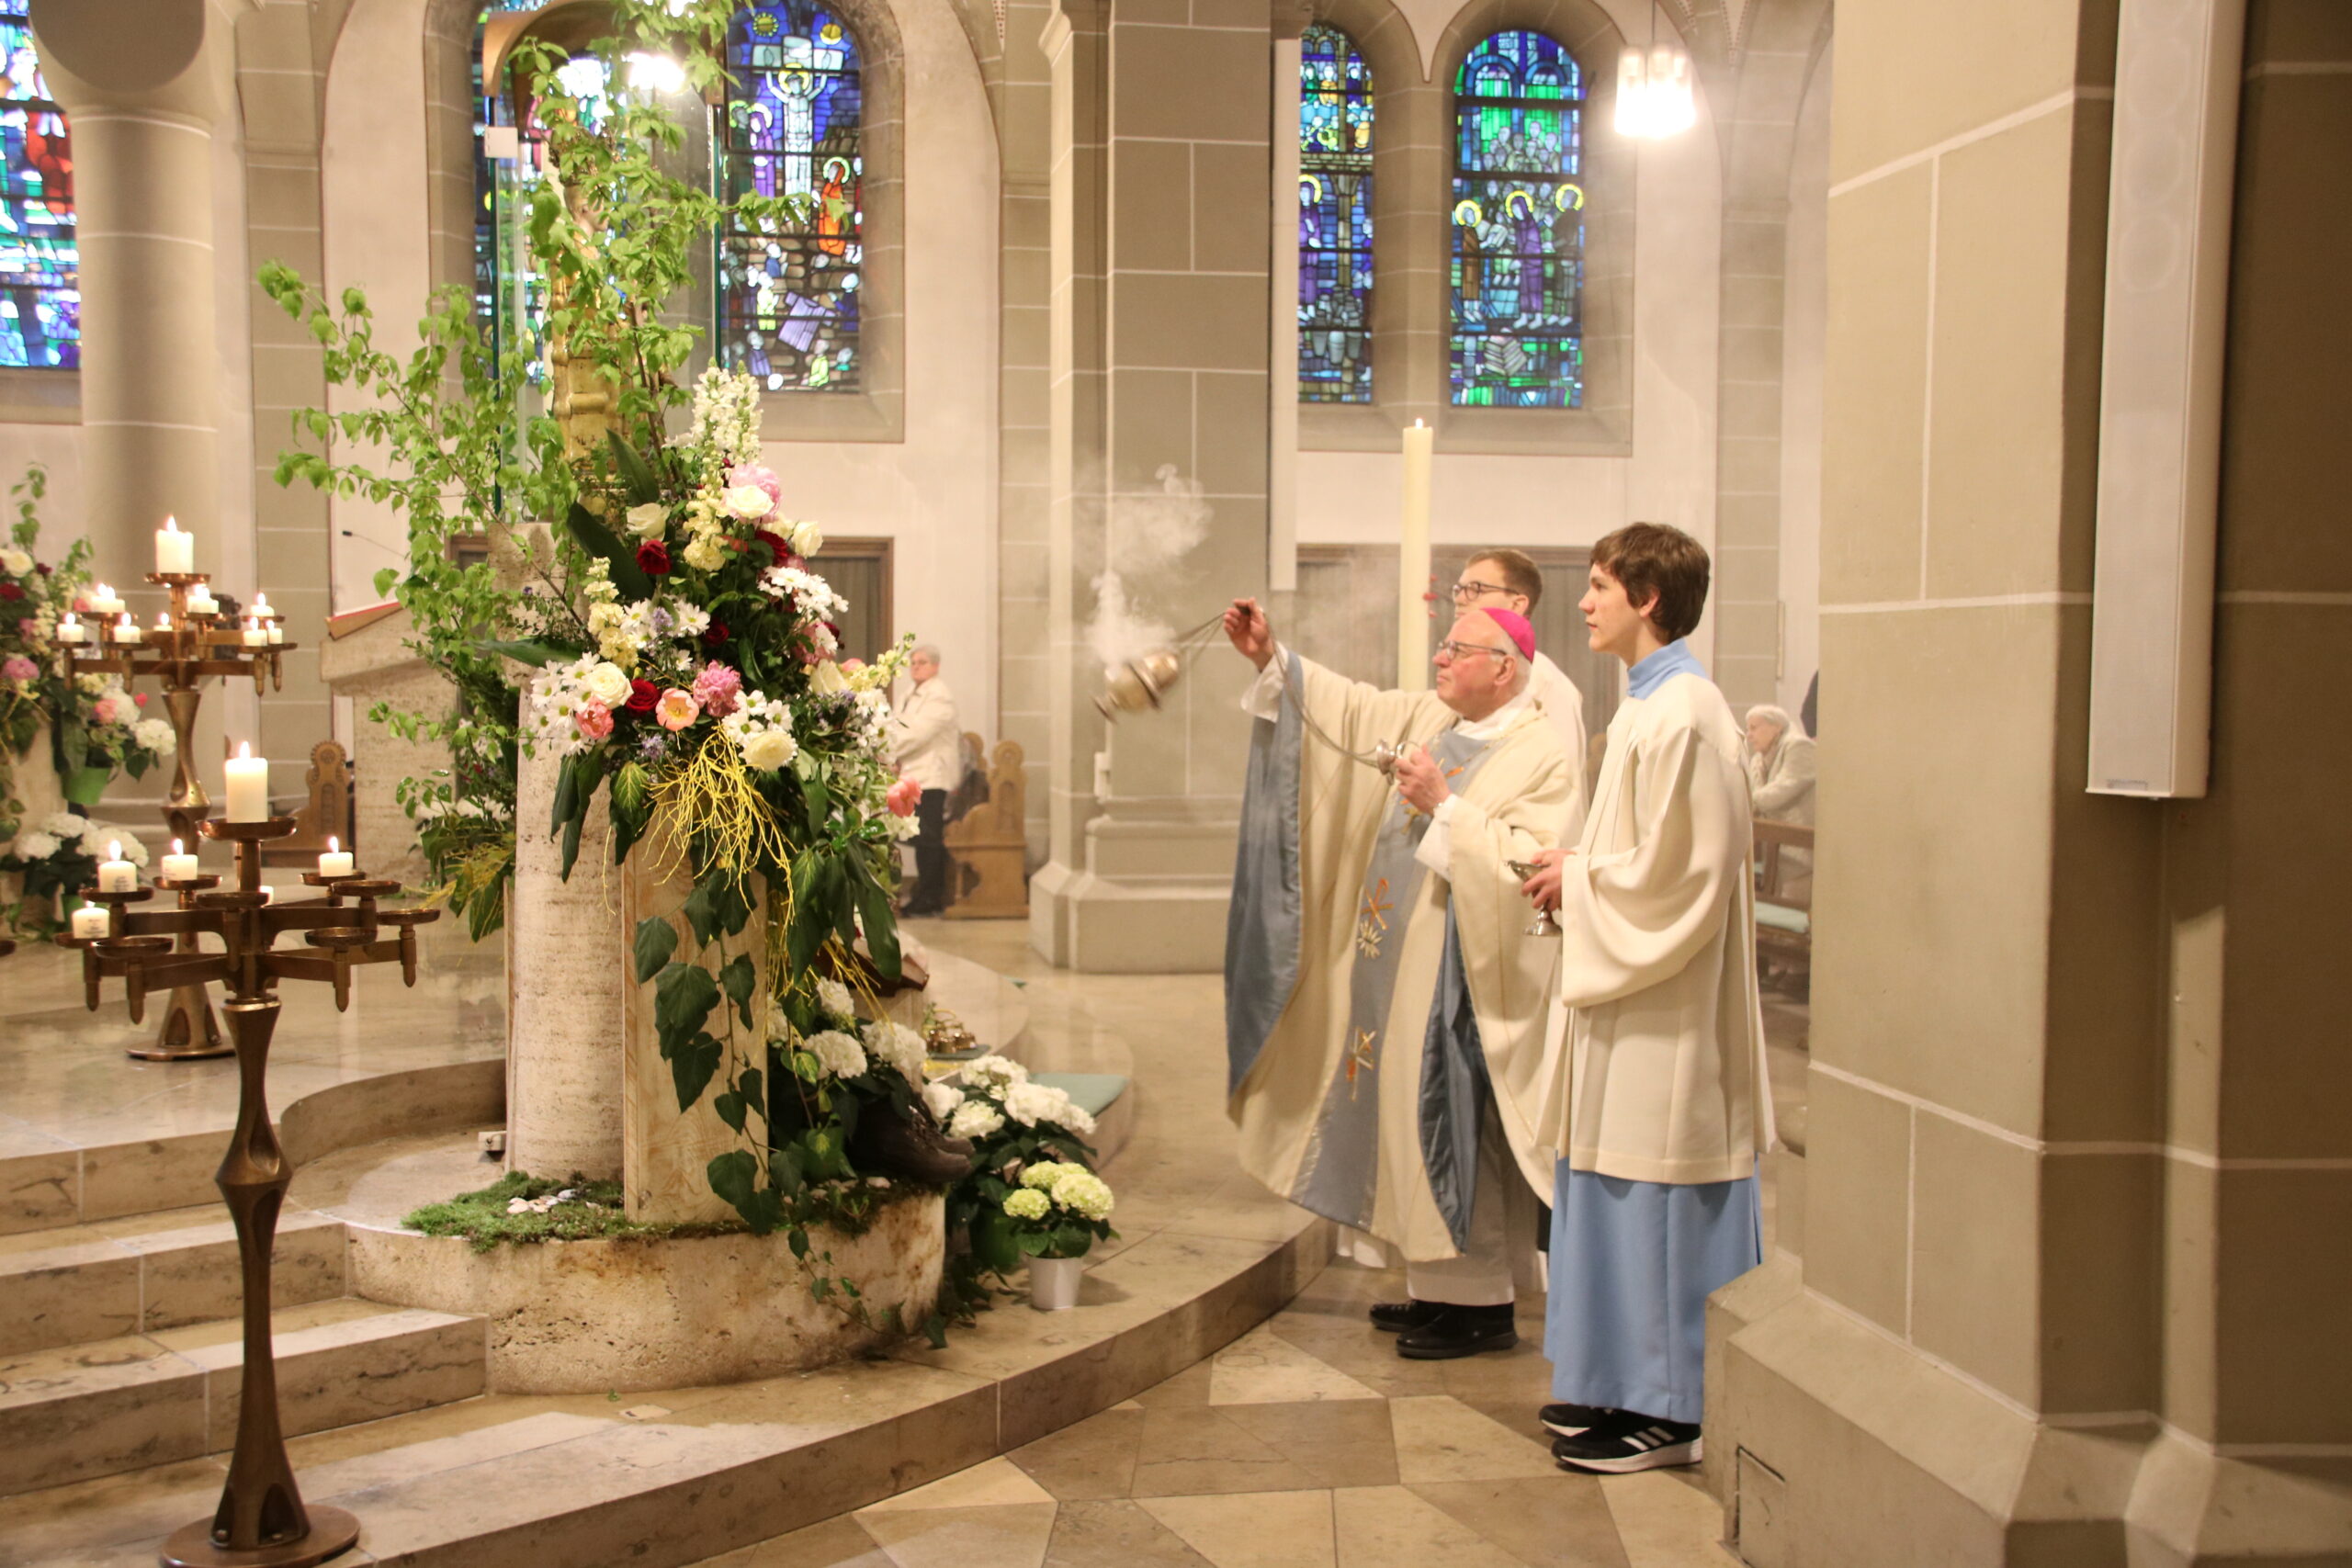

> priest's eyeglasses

[
  {"left": 1434, "top": 638, "right": 1514, "bottom": 663},
  {"left": 1448, "top": 579, "right": 1511, "bottom": 603}
]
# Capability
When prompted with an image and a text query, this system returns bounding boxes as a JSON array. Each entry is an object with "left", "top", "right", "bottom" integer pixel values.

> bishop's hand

[
  {"left": 1224, "top": 597, "right": 1274, "bottom": 671},
  {"left": 1520, "top": 847, "right": 1569, "bottom": 914},
  {"left": 1392, "top": 744, "right": 1450, "bottom": 815}
]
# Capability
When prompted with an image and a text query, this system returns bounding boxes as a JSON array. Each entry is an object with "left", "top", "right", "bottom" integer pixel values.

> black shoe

[
  {"left": 1369, "top": 1299, "right": 1447, "bottom": 1334},
  {"left": 1395, "top": 1303, "right": 1518, "bottom": 1360},
  {"left": 1540, "top": 1402, "right": 1612, "bottom": 1438},
  {"left": 1551, "top": 1411, "right": 1702, "bottom": 1473}
]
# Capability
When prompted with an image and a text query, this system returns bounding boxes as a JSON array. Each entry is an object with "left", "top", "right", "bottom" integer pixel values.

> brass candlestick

[
  {"left": 61, "top": 570, "right": 293, "bottom": 1061},
  {"left": 62, "top": 816, "right": 435, "bottom": 1568}
]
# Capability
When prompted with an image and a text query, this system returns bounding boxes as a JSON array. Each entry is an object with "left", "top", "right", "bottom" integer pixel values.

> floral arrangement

[
  {"left": 923, "top": 1054, "right": 1119, "bottom": 1286},
  {"left": 3, "top": 813, "right": 149, "bottom": 935}
]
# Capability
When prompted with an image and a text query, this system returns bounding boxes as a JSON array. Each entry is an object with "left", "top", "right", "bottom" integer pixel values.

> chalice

[{"left": 1508, "top": 859, "right": 1557, "bottom": 938}]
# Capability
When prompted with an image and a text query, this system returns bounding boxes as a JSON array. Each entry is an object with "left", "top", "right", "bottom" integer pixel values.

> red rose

[
  {"left": 752, "top": 528, "right": 791, "bottom": 563},
  {"left": 701, "top": 620, "right": 729, "bottom": 648},
  {"left": 626, "top": 679, "right": 659, "bottom": 714},
  {"left": 0, "top": 582, "right": 19, "bottom": 601},
  {"left": 635, "top": 540, "right": 672, "bottom": 576}
]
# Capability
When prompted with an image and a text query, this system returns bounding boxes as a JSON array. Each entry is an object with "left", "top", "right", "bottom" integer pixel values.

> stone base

[
  {"left": 348, "top": 1192, "right": 947, "bottom": 1393},
  {"left": 1711, "top": 1260, "right": 2352, "bottom": 1567},
  {"left": 1028, "top": 805, "right": 1237, "bottom": 974}
]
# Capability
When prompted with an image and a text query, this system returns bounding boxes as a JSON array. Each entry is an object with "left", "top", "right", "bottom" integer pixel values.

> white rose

[
  {"left": 741, "top": 728, "right": 798, "bottom": 772},
  {"left": 625, "top": 502, "right": 669, "bottom": 539},
  {"left": 948, "top": 1100, "right": 1004, "bottom": 1141},
  {"left": 12, "top": 829, "right": 58, "bottom": 860},
  {"left": 808, "top": 660, "right": 848, "bottom": 698},
  {"left": 134, "top": 717, "right": 176, "bottom": 755},
  {"left": 723, "top": 484, "right": 775, "bottom": 521},
  {"left": 581, "top": 661, "right": 632, "bottom": 707},
  {"left": 922, "top": 1079, "right": 963, "bottom": 1123},
  {"left": 790, "top": 519, "right": 824, "bottom": 556},
  {"left": 0, "top": 547, "right": 29, "bottom": 575}
]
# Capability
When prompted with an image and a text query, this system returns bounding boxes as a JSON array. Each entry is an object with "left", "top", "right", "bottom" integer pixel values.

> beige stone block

[
  {"left": 153, "top": 1301, "right": 483, "bottom": 1451},
  {"left": 2159, "top": 1154, "right": 2218, "bottom": 1441},
  {"left": 1713, "top": 600, "right": 1780, "bottom": 668},
  {"left": 0, "top": 1332, "right": 208, "bottom": 1493},
  {"left": 1719, "top": 322, "right": 1784, "bottom": 385},
  {"left": 1924, "top": 107, "right": 2101, "bottom": 600},
  {"left": 1830, "top": 0, "right": 2112, "bottom": 185},
  {"left": 1717, "top": 490, "right": 1781, "bottom": 548},
  {"left": 245, "top": 163, "right": 321, "bottom": 231},
  {"left": 1190, "top": 143, "right": 1270, "bottom": 275},
  {"left": 2216, "top": 76, "right": 2352, "bottom": 594},
  {"left": 236, "top": 5, "right": 321, "bottom": 73},
  {"left": 1811, "top": 606, "right": 2059, "bottom": 1134},
  {"left": 78, "top": 1134, "right": 220, "bottom": 1222},
  {"left": 69, "top": 120, "right": 213, "bottom": 238},
  {"left": 1719, "top": 434, "right": 1781, "bottom": 495},
  {"left": 1713, "top": 543, "right": 1779, "bottom": 608},
  {"left": 1720, "top": 378, "right": 1784, "bottom": 443},
  {"left": 1193, "top": 370, "right": 1270, "bottom": 502},
  {"left": 1187, "top": 0, "right": 1272, "bottom": 28},
  {"left": 1108, "top": 27, "right": 1268, "bottom": 142},
  {"left": 1721, "top": 271, "right": 1787, "bottom": 330},
  {"left": 1004, "top": 190, "right": 1051, "bottom": 252},
  {"left": 1821, "top": 165, "right": 1929, "bottom": 605},
  {"left": 0, "top": 1144, "right": 79, "bottom": 1234},
  {"left": 2215, "top": 1167, "right": 2352, "bottom": 1445},
  {"left": 133, "top": 1210, "right": 346, "bottom": 1333},
  {"left": 1110, "top": 273, "right": 1271, "bottom": 373},
  {"left": 2039, "top": 1151, "right": 2157, "bottom": 1414},
  {"left": 1107, "top": 367, "right": 1196, "bottom": 479},
  {"left": 1910, "top": 1113, "right": 2040, "bottom": 1407},
  {"left": 0, "top": 1234, "right": 140, "bottom": 1354},
  {"left": 2246, "top": 0, "right": 2352, "bottom": 62},
  {"left": 1801, "top": 1073, "right": 1911, "bottom": 1333},
  {"left": 1111, "top": 139, "right": 1193, "bottom": 273}
]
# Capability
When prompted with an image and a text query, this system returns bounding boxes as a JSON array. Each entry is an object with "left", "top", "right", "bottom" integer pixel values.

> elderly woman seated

[{"left": 1744, "top": 704, "right": 1816, "bottom": 900}]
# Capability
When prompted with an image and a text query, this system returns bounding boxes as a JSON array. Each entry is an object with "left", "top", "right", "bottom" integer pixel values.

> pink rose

[
  {"left": 887, "top": 777, "right": 922, "bottom": 818},
  {"left": 691, "top": 662, "right": 741, "bottom": 717},
  {"left": 91, "top": 698, "right": 118, "bottom": 724},
  {"left": 1, "top": 655, "right": 35, "bottom": 681},
  {"left": 725, "top": 464, "right": 784, "bottom": 506},
  {"left": 655, "top": 688, "right": 701, "bottom": 731},
  {"left": 574, "top": 700, "right": 614, "bottom": 741},
  {"left": 839, "top": 658, "right": 865, "bottom": 674}
]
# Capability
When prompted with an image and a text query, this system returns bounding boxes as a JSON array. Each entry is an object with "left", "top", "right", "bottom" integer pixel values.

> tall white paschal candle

[
  {"left": 225, "top": 742, "right": 269, "bottom": 822},
  {"left": 1397, "top": 420, "right": 1434, "bottom": 692},
  {"left": 154, "top": 516, "right": 194, "bottom": 575}
]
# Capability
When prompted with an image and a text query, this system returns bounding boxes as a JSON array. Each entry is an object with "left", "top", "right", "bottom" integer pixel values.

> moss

[{"left": 401, "top": 1170, "right": 749, "bottom": 1253}]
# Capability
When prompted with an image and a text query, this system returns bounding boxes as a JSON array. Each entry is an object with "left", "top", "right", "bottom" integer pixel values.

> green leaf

[
  {"left": 719, "top": 953, "right": 756, "bottom": 1030},
  {"left": 974, "top": 1207, "right": 1021, "bottom": 1274},
  {"left": 713, "top": 1089, "right": 747, "bottom": 1133},
  {"left": 549, "top": 753, "right": 579, "bottom": 837},
  {"left": 707, "top": 1148, "right": 759, "bottom": 1214},
  {"left": 479, "top": 638, "right": 568, "bottom": 668},
  {"left": 922, "top": 1312, "right": 949, "bottom": 1349},
  {"left": 372, "top": 567, "right": 398, "bottom": 599},
  {"left": 653, "top": 961, "right": 719, "bottom": 1049},
  {"left": 854, "top": 873, "right": 900, "bottom": 981},
  {"left": 563, "top": 502, "right": 654, "bottom": 600},
  {"left": 631, "top": 917, "right": 676, "bottom": 984},
  {"left": 670, "top": 1028, "right": 723, "bottom": 1111},
  {"left": 605, "top": 430, "right": 661, "bottom": 506}
]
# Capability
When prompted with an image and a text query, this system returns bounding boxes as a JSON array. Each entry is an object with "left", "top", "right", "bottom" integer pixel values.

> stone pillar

[
  {"left": 1710, "top": 1, "right": 2352, "bottom": 1563},
  {"left": 28, "top": 0, "right": 238, "bottom": 603},
  {"left": 1030, "top": 0, "right": 1274, "bottom": 973}
]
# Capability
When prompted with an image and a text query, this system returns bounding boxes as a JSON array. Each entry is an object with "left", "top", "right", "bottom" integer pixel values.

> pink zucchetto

[{"left": 1476, "top": 606, "right": 1536, "bottom": 662}]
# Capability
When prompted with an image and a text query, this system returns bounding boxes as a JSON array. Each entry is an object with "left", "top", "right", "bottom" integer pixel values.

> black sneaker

[
  {"left": 1368, "top": 1299, "right": 1446, "bottom": 1334},
  {"left": 1395, "top": 1303, "right": 1518, "bottom": 1360},
  {"left": 1551, "top": 1410, "right": 1702, "bottom": 1473},
  {"left": 1540, "top": 1402, "right": 1612, "bottom": 1438}
]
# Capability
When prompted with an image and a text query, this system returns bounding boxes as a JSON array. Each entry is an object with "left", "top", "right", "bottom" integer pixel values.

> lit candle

[
  {"left": 266, "top": 621, "right": 284, "bottom": 646},
  {"left": 258, "top": 886, "right": 275, "bottom": 906},
  {"left": 87, "top": 582, "right": 124, "bottom": 615},
  {"left": 1397, "top": 419, "right": 1434, "bottom": 692},
  {"left": 71, "top": 902, "right": 109, "bottom": 940},
  {"left": 96, "top": 840, "right": 136, "bottom": 893},
  {"left": 155, "top": 516, "right": 194, "bottom": 574},
  {"left": 154, "top": 611, "right": 173, "bottom": 636},
  {"left": 185, "top": 586, "right": 218, "bottom": 616},
  {"left": 55, "top": 614, "right": 84, "bottom": 644},
  {"left": 161, "top": 838, "right": 199, "bottom": 881},
  {"left": 225, "top": 742, "right": 269, "bottom": 822},
  {"left": 317, "top": 835, "right": 354, "bottom": 878},
  {"left": 241, "top": 618, "right": 267, "bottom": 648},
  {"left": 112, "top": 613, "right": 141, "bottom": 645}
]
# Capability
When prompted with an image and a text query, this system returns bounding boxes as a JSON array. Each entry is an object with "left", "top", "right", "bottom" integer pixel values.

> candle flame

[
  {"left": 156, "top": 612, "right": 171, "bottom": 628},
  {"left": 94, "top": 583, "right": 110, "bottom": 597},
  {"left": 237, "top": 740, "right": 251, "bottom": 760},
  {"left": 172, "top": 839, "right": 183, "bottom": 854},
  {"left": 327, "top": 836, "right": 338, "bottom": 853},
  {"left": 163, "top": 516, "right": 181, "bottom": 533},
  {"left": 108, "top": 840, "right": 120, "bottom": 859},
  {"left": 117, "top": 613, "right": 132, "bottom": 627}
]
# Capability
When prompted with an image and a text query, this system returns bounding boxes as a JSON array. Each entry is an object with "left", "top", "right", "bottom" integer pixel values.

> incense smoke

[{"left": 1088, "top": 465, "right": 1212, "bottom": 668}]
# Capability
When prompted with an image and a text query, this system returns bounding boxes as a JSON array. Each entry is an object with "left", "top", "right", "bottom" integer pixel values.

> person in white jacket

[
  {"left": 1517, "top": 523, "right": 1770, "bottom": 1475},
  {"left": 888, "top": 646, "right": 961, "bottom": 915}
]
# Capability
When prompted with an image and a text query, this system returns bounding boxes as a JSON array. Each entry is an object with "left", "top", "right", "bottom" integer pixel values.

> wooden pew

[
  {"left": 1753, "top": 819, "right": 1814, "bottom": 986},
  {"left": 260, "top": 740, "right": 356, "bottom": 865},
  {"left": 944, "top": 739, "right": 1029, "bottom": 919}
]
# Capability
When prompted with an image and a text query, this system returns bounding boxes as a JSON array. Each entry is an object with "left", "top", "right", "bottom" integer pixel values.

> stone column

[
  {"left": 1030, "top": 0, "right": 1274, "bottom": 972},
  {"left": 1710, "top": 1, "right": 2352, "bottom": 1563},
  {"left": 28, "top": 0, "right": 238, "bottom": 601}
]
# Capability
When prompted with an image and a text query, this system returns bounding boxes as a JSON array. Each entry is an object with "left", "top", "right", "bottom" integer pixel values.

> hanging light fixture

[{"left": 1614, "top": 9, "right": 1695, "bottom": 138}]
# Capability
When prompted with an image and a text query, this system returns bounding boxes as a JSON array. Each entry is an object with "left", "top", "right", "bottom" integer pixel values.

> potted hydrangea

[
  {"left": 998, "top": 1160, "right": 1116, "bottom": 1310},
  {"left": 924, "top": 1053, "right": 1117, "bottom": 1309},
  {"left": 4, "top": 812, "right": 148, "bottom": 938}
]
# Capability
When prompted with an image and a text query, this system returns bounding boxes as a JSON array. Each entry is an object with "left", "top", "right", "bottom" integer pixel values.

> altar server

[
  {"left": 1224, "top": 599, "right": 1574, "bottom": 1358},
  {"left": 1520, "top": 523, "right": 1772, "bottom": 1473}
]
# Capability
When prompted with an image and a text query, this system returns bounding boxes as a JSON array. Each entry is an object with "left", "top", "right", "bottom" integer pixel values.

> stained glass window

[
  {"left": 1298, "top": 23, "right": 1371, "bottom": 405},
  {"left": 0, "top": 3, "right": 74, "bottom": 369},
  {"left": 718, "top": 1, "right": 862, "bottom": 393},
  {"left": 473, "top": 1, "right": 542, "bottom": 334},
  {"left": 1450, "top": 31, "right": 1583, "bottom": 408}
]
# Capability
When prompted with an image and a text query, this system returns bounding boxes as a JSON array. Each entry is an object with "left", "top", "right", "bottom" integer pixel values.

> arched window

[
  {"left": 0, "top": 2, "right": 74, "bottom": 369},
  {"left": 1450, "top": 30, "right": 1583, "bottom": 408},
  {"left": 718, "top": 1, "right": 863, "bottom": 393},
  {"left": 1298, "top": 22, "right": 1372, "bottom": 404}
]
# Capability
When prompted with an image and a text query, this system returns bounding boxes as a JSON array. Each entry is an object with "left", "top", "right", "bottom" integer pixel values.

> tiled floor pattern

[{"left": 694, "top": 1259, "right": 1734, "bottom": 1568}]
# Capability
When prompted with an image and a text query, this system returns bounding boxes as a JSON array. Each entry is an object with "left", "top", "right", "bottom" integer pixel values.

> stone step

[
  {"left": 0, "top": 1206, "right": 346, "bottom": 1357},
  {"left": 0, "top": 1296, "right": 485, "bottom": 1497}
]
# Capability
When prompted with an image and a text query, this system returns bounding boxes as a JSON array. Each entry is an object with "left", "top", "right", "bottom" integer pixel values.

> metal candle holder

[
  {"left": 62, "top": 816, "right": 436, "bottom": 1568},
  {"left": 59, "top": 570, "right": 292, "bottom": 1061}
]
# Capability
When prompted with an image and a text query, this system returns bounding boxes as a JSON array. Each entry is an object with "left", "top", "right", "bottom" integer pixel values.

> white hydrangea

[
  {"left": 11, "top": 829, "right": 58, "bottom": 861},
  {"left": 1049, "top": 1167, "right": 1114, "bottom": 1222},
  {"left": 114, "top": 833, "right": 149, "bottom": 867},
  {"left": 1003, "top": 1188, "right": 1050, "bottom": 1222},
  {"left": 802, "top": 1029, "right": 867, "bottom": 1078},
  {"left": 1003, "top": 1080, "right": 1091, "bottom": 1134},
  {"left": 948, "top": 1100, "right": 1004, "bottom": 1140},
  {"left": 814, "top": 976, "right": 856, "bottom": 1022},
  {"left": 1020, "top": 1159, "right": 1080, "bottom": 1190},
  {"left": 962, "top": 1054, "right": 1029, "bottom": 1096},
  {"left": 922, "top": 1078, "right": 964, "bottom": 1123},
  {"left": 41, "top": 811, "right": 84, "bottom": 838},
  {"left": 863, "top": 1020, "right": 928, "bottom": 1081},
  {"left": 133, "top": 717, "right": 176, "bottom": 756}
]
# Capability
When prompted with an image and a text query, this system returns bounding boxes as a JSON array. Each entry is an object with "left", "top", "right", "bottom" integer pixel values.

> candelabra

[
  {"left": 59, "top": 570, "right": 289, "bottom": 1060},
  {"left": 63, "top": 817, "right": 434, "bottom": 1568}
]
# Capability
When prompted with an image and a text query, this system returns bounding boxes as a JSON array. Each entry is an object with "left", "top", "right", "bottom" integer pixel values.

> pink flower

[
  {"left": 691, "top": 662, "right": 741, "bottom": 717},
  {"left": 91, "top": 698, "right": 118, "bottom": 724},
  {"left": 0, "top": 655, "right": 35, "bottom": 681},
  {"left": 133, "top": 692, "right": 147, "bottom": 707},
  {"left": 887, "top": 777, "right": 922, "bottom": 818},
  {"left": 655, "top": 688, "right": 701, "bottom": 731},
  {"left": 16, "top": 617, "right": 36, "bottom": 638},
  {"left": 725, "top": 464, "right": 784, "bottom": 506},
  {"left": 574, "top": 700, "right": 614, "bottom": 741},
  {"left": 839, "top": 658, "right": 865, "bottom": 674}
]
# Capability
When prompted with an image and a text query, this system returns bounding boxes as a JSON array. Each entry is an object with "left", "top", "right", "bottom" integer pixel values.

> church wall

[{"left": 1775, "top": 36, "right": 1828, "bottom": 723}]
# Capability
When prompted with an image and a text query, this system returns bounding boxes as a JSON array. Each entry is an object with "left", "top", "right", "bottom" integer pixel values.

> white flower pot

[{"left": 1028, "top": 1254, "right": 1086, "bottom": 1312}]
